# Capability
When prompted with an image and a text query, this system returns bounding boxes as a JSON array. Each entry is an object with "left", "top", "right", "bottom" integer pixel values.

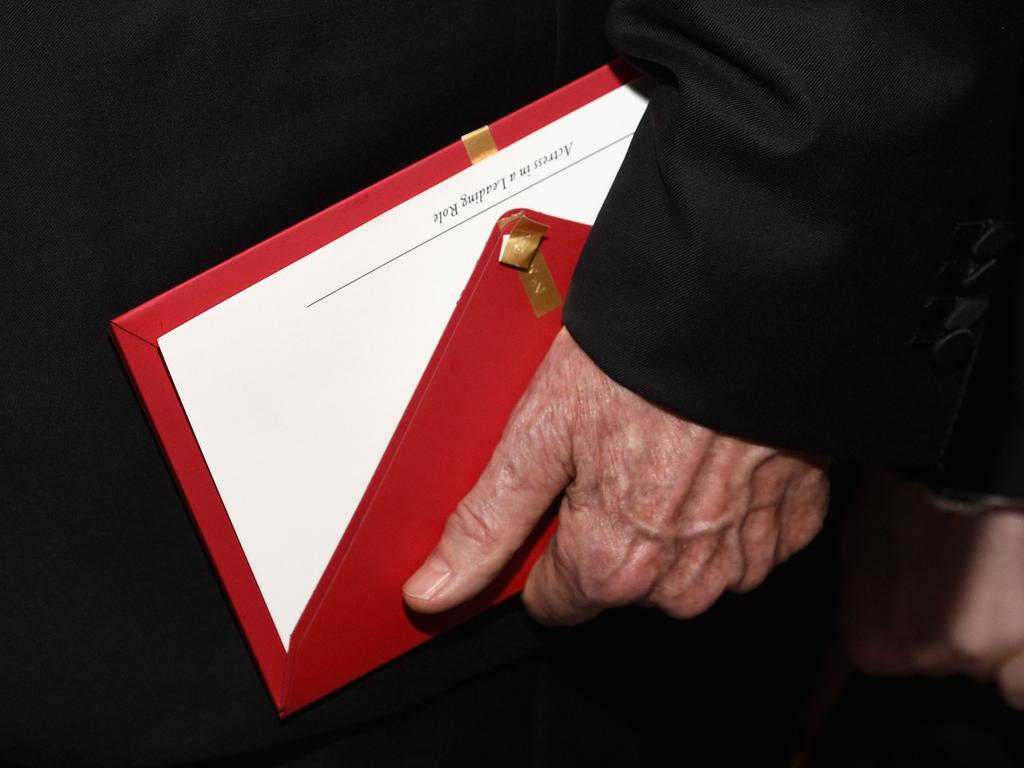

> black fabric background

[{"left": 2, "top": 2, "right": 1022, "bottom": 766}]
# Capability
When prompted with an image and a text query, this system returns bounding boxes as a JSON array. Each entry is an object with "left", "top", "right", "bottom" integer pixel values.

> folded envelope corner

[{"left": 497, "top": 213, "right": 549, "bottom": 271}]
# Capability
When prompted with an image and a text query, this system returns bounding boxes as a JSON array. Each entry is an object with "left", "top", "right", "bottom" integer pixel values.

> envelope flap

[{"left": 281, "top": 210, "right": 592, "bottom": 715}]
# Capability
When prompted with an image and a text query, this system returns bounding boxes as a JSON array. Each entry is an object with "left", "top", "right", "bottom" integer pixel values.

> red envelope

[{"left": 111, "top": 62, "right": 634, "bottom": 716}]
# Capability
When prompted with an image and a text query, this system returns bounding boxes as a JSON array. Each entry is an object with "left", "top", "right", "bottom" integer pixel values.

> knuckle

[
  {"left": 505, "top": 396, "right": 569, "bottom": 459},
  {"left": 749, "top": 464, "right": 788, "bottom": 509},
  {"left": 582, "top": 581, "right": 629, "bottom": 606},
  {"left": 448, "top": 497, "right": 501, "bottom": 551},
  {"left": 658, "top": 586, "right": 721, "bottom": 620},
  {"left": 654, "top": 567, "right": 728, "bottom": 620},
  {"left": 574, "top": 539, "right": 658, "bottom": 607},
  {"left": 779, "top": 507, "right": 825, "bottom": 560},
  {"left": 740, "top": 505, "right": 778, "bottom": 549},
  {"left": 800, "top": 511, "right": 826, "bottom": 545},
  {"left": 736, "top": 528, "right": 780, "bottom": 592},
  {"left": 733, "top": 562, "right": 772, "bottom": 594}
]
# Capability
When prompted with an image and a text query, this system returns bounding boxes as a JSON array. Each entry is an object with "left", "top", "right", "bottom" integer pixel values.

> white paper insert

[{"left": 158, "top": 82, "right": 649, "bottom": 648}]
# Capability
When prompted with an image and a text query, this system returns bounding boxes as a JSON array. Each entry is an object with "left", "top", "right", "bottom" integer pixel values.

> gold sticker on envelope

[
  {"left": 461, "top": 125, "right": 498, "bottom": 164},
  {"left": 498, "top": 215, "right": 549, "bottom": 271},
  {"left": 496, "top": 212, "right": 560, "bottom": 316},
  {"left": 518, "top": 251, "right": 561, "bottom": 317}
]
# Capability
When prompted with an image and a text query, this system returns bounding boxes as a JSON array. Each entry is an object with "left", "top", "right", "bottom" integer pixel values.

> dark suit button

[
  {"left": 944, "top": 294, "right": 990, "bottom": 329},
  {"left": 971, "top": 219, "right": 1014, "bottom": 261},
  {"left": 931, "top": 329, "right": 976, "bottom": 373},
  {"left": 960, "top": 257, "right": 1000, "bottom": 293}
]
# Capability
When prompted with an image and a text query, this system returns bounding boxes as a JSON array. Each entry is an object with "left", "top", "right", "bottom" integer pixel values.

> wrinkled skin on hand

[
  {"left": 842, "top": 469, "right": 1024, "bottom": 709},
  {"left": 403, "top": 328, "right": 830, "bottom": 625}
]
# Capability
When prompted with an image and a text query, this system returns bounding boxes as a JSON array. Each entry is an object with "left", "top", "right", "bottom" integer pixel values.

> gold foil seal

[
  {"left": 496, "top": 213, "right": 520, "bottom": 230},
  {"left": 518, "top": 250, "right": 562, "bottom": 317},
  {"left": 461, "top": 125, "right": 498, "bottom": 164},
  {"left": 496, "top": 213, "right": 561, "bottom": 316},
  {"left": 498, "top": 214, "right": 549, "bottom": 271}
]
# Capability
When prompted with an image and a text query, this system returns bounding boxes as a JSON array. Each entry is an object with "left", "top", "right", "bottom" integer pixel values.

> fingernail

[{"left": 403, "top": 553, "right": 452, "bottom": 600}]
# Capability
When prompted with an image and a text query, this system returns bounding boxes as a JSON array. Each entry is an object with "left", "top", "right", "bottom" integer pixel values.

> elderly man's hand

[
  {"left": 842, "top": 469, "right": 1024, "bottom": 708},
  {"left": 403, "top": 328, "right": 830, "bottom": 625}
]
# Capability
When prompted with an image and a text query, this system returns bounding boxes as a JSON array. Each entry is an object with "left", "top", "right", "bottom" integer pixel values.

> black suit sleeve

[{"left": 564, "top": 0, "right": 1022, "bottom": 471}]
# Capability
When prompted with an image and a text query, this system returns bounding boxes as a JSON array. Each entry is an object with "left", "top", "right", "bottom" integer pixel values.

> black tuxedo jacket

[
  {"left": 1, "top": 1, "right": 1020, "bottom": 765},
  {"left": 567, "top": 0, "right": 1023, "bottom": 481}
]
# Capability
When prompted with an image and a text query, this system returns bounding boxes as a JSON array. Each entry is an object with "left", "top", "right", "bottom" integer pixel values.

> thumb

[{"left": 403, "top": 396, "right": 572, "bottom": 613}]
